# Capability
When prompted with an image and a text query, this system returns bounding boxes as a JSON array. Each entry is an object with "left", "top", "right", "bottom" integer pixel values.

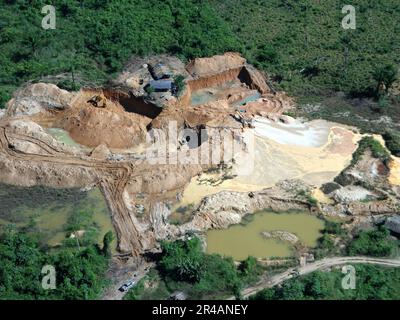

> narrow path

[
  {"left": 100, "top": 261, "right": 154, "bottom": 300},
  {"left": 229, "top": 256, "right": 400, "bottom": 300}
]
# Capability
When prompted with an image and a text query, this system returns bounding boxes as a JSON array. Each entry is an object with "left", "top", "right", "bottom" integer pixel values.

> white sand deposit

[{"left": 177, "top": 118, "right": 361, "bottom": 207}]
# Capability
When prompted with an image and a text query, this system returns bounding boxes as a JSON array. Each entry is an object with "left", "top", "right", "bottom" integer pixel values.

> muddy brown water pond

[
  {"left": 206, "top": 211, "right": 324, "bottom": 260},
  {"left": 0, "top": 183, "right": 116, "bottom": 249}
]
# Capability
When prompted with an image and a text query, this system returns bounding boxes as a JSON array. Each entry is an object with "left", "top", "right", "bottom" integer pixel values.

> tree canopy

[
  {"left": 158, "top": 237, "right": 259, "bottom": 299},
  {"left": 2, "top": 0, "right": 398, "bottom": 110},
  {"left": 251, "top": 264, "right": 400, "bottom": 300},
  {"left": 0, "top": 0, "right": 241, "bottom": 108},
  {"left": 0, "top": 226, "right": 110, "bottom": 300}
]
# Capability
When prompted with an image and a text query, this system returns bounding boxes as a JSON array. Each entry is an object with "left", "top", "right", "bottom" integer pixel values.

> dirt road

[
  {"left": 229, "top": 256, "right": 400, "bottom": 300},
  {"left": 100, "top": 261, "right": 154, "bottom": 300}
]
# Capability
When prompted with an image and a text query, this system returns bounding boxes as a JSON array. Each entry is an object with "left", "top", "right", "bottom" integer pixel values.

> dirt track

[{"left": 228, "top": 256, "right": 400, "bottom": 299}]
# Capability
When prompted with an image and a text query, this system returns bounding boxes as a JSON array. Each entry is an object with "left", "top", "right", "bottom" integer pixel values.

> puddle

[
  {"left": 0, "top": 184, "right": 116, "bottom": 249},
  {"left": 46, "top": 127, "right": 87, "bottom": 149},
  {"left": 191, "top": 91, "right": 216, "bottom": 106},
  {"left": 206, "top": 211, "right": 324, "bottom": 260},
  {"left": 190, "top": 80, "right": 243, "bottom": 106},
  {"left": 234, "top": 91, "right": 261, "bottom": 108},
  {"left": 168, "top": 203, "right": 196, "bottom": 225}
]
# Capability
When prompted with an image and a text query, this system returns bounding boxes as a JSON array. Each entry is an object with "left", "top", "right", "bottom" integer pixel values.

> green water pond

[
  {"left": 206, "top": 211, "right": 324, "bottom": 260},
  {"left": 0, "top": 183, "right": 116, "bottom": 249}
]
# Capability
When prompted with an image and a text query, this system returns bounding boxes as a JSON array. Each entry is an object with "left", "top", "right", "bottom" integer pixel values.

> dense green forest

[
  {"left": 250, "top": 264, "right": 400, "bottom": 300},
  {"left": 347, "top": 226, "right": 399, "bottom": 257},
  {"left": 211, "top": 0, "right": 399, "bottom": 97},
  {"left": 0, "top": 0, "right": 240, "bottom": 108},
  {"left": 1, "top": 0, "right": 399, "bottom": 110},
  {"left": 0, "top": 226, "right": 112, "bottom": 299}
]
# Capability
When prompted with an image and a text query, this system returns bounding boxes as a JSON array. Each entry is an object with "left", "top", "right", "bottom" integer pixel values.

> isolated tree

[
  {"left": 102, "top": 231, "right": 114, "bottom": 257},
  {"left": 0, "top": 89, "right": 10, "bottom": 109},
  {"left": 159, "top": 238, "right": 203, "bottom": 282},
  {"left": 239, "top": 256, "right": 257, "bottom": 275},
  {"left": 373, "top": 64, "right": 397, "bottom": 94}
]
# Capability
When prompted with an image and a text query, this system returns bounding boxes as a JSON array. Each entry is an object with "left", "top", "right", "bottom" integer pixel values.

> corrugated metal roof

[{"left": 150, "top": 80, "right": 173, "bottom": 90}]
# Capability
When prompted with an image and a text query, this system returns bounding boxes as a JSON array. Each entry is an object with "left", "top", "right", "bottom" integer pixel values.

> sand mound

[
  {"left": 186, "top": 52, "right": 246, "bottom": 77},
  {"left": 63, "top": 106, "right": 147, "bottom": 149}
]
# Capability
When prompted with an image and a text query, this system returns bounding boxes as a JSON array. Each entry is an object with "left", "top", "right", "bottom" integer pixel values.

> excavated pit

[
  {"left": 47, "top": 88, "right": 164, "bottom": 150},
  {"left": 103, "top": 90, "right": 163, "bottom": 120},
  {"left": 183, "top": 65, "right": 268, "bottom": 109}
]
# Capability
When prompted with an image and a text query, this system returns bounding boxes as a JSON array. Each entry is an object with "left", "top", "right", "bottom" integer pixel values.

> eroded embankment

[
  {"left": 389, "top": 157, "right": 400, "bottom": 186},
  {"left": 180, "top": 64, "right": 270, "bottom": 108}
]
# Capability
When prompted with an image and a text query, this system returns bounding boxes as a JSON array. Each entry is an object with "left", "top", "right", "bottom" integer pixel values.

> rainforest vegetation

[
  {"left": 0, "top": 226, "right": 112, "bottom": 299},
  {"left": 125, "top": 237, "right": 263, "bottom": 300},
  {"left": 1, "top": 0, "right": 398, "bottom": 109},
  {"left": 250, "top": 264, "right": 400, "bottom": 300}
]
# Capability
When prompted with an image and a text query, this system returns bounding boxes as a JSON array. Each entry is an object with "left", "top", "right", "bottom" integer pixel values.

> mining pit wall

[{"left": 179, "top": 66, "right": 270, "bottom": 107}]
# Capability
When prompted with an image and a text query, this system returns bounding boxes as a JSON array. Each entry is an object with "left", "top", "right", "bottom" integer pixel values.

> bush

[
  {"left": 324, "top": 221, "right": 344, "bottom": 236},
  {"left": 196, "top": 254, "right": 242, "bottom": 296},
  {"left": 373, "top": 64, "right": 398, "bottom": 94},
  {"left": 159, "top": 238, "right": 203, "bottom": 283},
  {"left": 250, "top": 265, "right": 400, "bottom": 300},
  {"left": 173, "top": 75, "right": 186, "bottom": 97},
  {"left": 0, "top": 226, "right": 110, "bottom": 300},
  {"left": 144, "top": 85, "right": 155, "bottom": 95},
  {"left": 239, "top": 256, "right": 258, "bottom": 276},
  {"left": 314, "top": 233, "right": 336, "bottom": 259},
  {"left": 347, "top": 226, "right": 398, "bottom": 257},
  {"left": 307, "top": 195, "right": 318, "bottom": 206},
  {"left": 158, "top": 237, "right": 259, "bottom": 298},
  {"left": 255, "top": 44, "right": 279, "bottom": 64},
  {"left": 0, "top": 89, "right": 11, "bottom": 109},
  {"left": 57, "top": 79, "right": 80, "bottom": 92},
  {"left": 383, "top": 131, "right": 400, "bottom": 157},
  {"left": 350, "top": 136, "right": 391, "bottom": 166}
]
